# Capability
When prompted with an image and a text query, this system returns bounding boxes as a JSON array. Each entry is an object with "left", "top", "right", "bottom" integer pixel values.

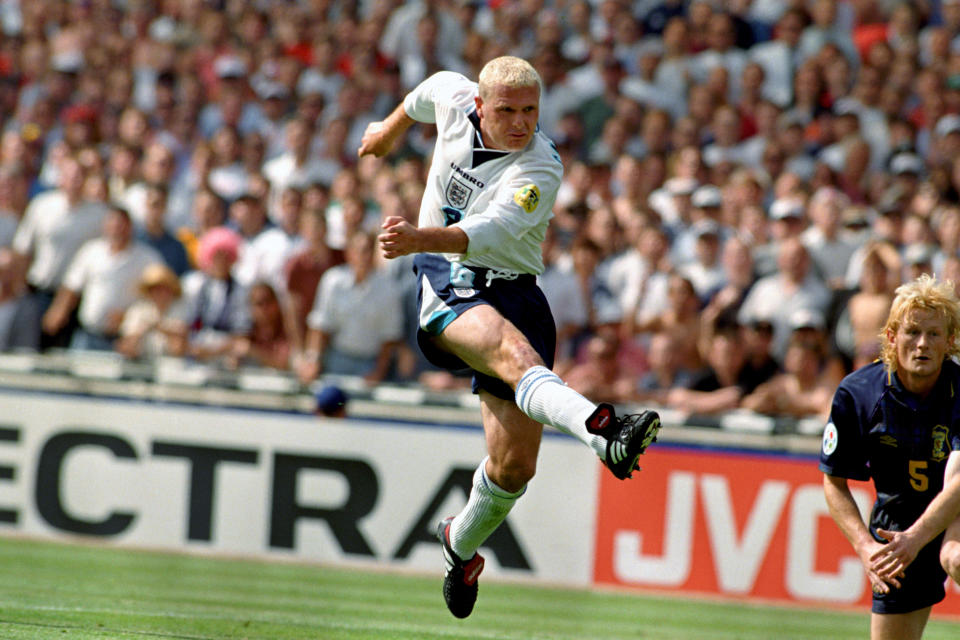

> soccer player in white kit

[{"left": 358, "top": 56, "right": 661, "bottom": 618}]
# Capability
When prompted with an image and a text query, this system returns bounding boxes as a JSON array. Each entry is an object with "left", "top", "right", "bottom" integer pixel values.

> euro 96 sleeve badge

[
  {"left": 822, "top": 422, "right": 838, "bottom": 455},
  {"left": 513, "top": 184, "right": 540, "bottom": 213}
]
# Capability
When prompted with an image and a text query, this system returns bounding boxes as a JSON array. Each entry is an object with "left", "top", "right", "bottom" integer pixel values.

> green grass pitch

[{"left": 0, "top": 537, "right": 958, "bottom": 639}]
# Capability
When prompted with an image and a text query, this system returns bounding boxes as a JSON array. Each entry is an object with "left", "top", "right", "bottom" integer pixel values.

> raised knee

[{"left": 940, "top": 542, "right": 960, "bottom": 582}]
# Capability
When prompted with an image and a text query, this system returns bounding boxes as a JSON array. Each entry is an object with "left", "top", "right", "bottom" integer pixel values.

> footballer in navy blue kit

[
  {"left": 821, "top": 275, "right": 960, "bottom": 640},
  {"left": 358, "top": 56, "right": 661, "bottom": 619}
]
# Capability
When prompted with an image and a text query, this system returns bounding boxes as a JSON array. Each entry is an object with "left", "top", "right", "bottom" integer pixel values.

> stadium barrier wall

[
  {"left": 1, "top": 386, "right": 958, "bottom": 616},
  {"left": 0, "top": 387, "right": 597, "bottom": 585}
]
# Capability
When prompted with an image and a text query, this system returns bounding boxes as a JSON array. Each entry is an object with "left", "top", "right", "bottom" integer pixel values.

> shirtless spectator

[
  {"left": 741, "top": 335, "right": 835, "bottom": 420},
  {"left": 835, "top": 241, "right": 900, "bottom": 369},
  {"left": 666, "top": 323, "right": 749, "bottom": 415},
  {"left": 564, "top": 327, "right": 635, "bottom": 404},
  {"left": 633, "top": 330, "right": 699, "bottom": 406},
  {"left": 634, "top": 272, "right": 703, "bottom": 371}
]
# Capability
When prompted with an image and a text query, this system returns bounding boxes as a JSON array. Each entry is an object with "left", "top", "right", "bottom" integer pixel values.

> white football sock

[
  {"left": 515, "top": 365, "right": 607, "bottom": 459},
  {"left": 448, "top": 458, "right": 524, "bottom": 561}
]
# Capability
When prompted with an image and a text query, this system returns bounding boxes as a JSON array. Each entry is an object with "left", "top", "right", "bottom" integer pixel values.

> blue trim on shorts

[{"left": 424, "top": 308, "right": 458, "bottom": 334}]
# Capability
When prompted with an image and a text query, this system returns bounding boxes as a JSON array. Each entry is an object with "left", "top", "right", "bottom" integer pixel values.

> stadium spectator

[
  {"left": 665, "top": 322, "right": 751, "bottom": 415},
  {"left": 678, "top": 220, "right": 726, "bottom": 302},
  {"left": 229, "top": 193, "right": 271, "bottom": 286},
  {"left": 227, "top": 282, "right": 293, "bottom": 371},
  {"left": 671, "top": 183, "right": 727, "bottom": 266},
  {"left": 42, "top": 205, "right": 162, "bottom": 351},
  {"left": 283, "top": 206, "right": 343, "bottom": 344},
  {"left": 569, "top": 234, "right": 622, "bottom": 347},
  {"left": 836, "top": 241, "right": 901, "bottom": 369},
  {"left": 748, "top": 8, "right": 807, "bottom": 107},
  {"left": 236, "top": 185, "right": 303, "bottom": 291},
  {"left": 181, "top": 226, "right": 250, "bottom": 363},
  {"left": 741, "top": 332, "right": 834, "bottom": 419},
  {"left": 738, "top": 317, "right": 782, "bottom": 389},
  {"left": 538, "top": 227, "right": 589, "bottom": 372},
  {"left": 123, "top": 141, "right": 177, "bottom": 229},
  {"left": 207, "top": 126, "right": 248, "bottom": 203},
  {"left": 0, "top": 165, "right": 28, "bottom": 247},
  {"left": 298, "top": 231, "right": 403, "bottom": 384},
  {"left": 739, "top": 237, "right": 833, "bottom": 361},
  {"left": 802, "top": 186, "right": 860, "bottom": 289},
  {"left": 12, "top": 154, "right": 107, "bottom": 347},
  {"left": 262, "top": 117, "right": 337, "bottom": 221},
  {"left": 177, "top": 188, "right": 227, "bottom": 270},
  {"left": 136, "top": 183, "right": 190, "bottom": 276},
  {"left": 689, "top": 12, "right": 749, "bottom": 102},
  {"left": 564, "top": 327, "right": 635, "bottom": 404},
  {"left": 634, "top": 272, "right": 704, "bottom": 372},
  {"left": 115, "top": 262, "right": 188, "bottom": 360},
  {"left": 633, "top": 330, "right": 699, "bottom": 406},
  {"left": 0, "top": 246, "right": 40, "bottom": 352},
  {"left": 700, "top": 234, "right": 758, "bottom": 330}
]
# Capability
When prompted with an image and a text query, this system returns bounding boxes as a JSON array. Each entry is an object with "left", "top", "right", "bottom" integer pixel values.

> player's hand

[
  {"left": 379, "top": 216, "right": 419, "bottom": 259},
  {"left": 860, "top": 539, "right": 901, "bottom": 594},
  {"left": 870, "top": 528, "right": 919, "bottom": 584},
  {"left": 358, "top": 121, "right": 394, "bottom": 158}
]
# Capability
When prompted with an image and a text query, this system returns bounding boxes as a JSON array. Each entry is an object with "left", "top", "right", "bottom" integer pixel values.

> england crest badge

[{"left": 446, "top": 176, "right": 473, "bottom": 210}]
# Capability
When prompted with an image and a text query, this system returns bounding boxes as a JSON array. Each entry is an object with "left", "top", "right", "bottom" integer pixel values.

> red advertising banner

[{"left": 594, "top": 446, "right": 960, "bottom": 615}]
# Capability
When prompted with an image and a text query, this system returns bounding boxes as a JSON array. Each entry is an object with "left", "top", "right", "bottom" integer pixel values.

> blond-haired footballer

[{"left": 358, "top": 56, "right": 661, "bottom": 618}]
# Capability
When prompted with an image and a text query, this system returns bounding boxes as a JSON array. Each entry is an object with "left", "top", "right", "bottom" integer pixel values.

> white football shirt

[{"left": 403, "top": 71, "right": 563, "bottom": 275}]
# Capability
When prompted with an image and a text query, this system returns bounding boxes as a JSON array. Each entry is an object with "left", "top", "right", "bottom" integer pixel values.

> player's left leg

[
  {"left": 438, "top": 391, "right": 540, "bottom": 618},
  {"left": 870, "top": 608, "right": 931, "bottom": 640}
]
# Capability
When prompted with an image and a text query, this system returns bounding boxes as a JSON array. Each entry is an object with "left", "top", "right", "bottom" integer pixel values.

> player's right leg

[
  {"left": 870, "top": 609, "right": 931, "bottom": 640},
  {"left": 414, "top": 253, "right": 660, "bottom": 478},
  {"left": 438, "top": 392, "right": 540, "bottom": 618}
]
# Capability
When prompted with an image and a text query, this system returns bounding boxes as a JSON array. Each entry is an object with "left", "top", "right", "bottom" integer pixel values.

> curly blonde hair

[
  {"left": 477, "top": 56, "right": 542, "bottom": 101},
  {"left": 879, "top": 274, "right": 960, "bottom": 374}
]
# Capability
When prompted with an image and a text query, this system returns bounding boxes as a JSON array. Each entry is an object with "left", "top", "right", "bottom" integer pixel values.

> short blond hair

[
  {"left": 477, "top": 56, "right": 542, "bottom": 101},
  {"left": 879, "top": 273, "right": 960, "bottom": 374}
]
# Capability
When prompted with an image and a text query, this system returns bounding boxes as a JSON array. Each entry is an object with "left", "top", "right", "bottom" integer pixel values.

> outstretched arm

[
  {"left": 378, "top": 216, "right": 468, "bottom": 259},
  {"left": 871, "top": 451, "right": 960, "bottom": 580},
  {"left": 358, "top": 104, "right": 416, "bottom": 158}
]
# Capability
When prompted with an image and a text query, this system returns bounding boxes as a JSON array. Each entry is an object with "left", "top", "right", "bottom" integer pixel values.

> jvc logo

[{"left": 611, "top": 471, "right": 872, "bottom": 602}]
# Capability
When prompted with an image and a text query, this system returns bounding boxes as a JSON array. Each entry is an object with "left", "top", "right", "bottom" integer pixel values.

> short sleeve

[
  {"left": 403, "top": 71, "right": 476, "bottom": 124},
  {"left": 819, "top": 385, "right": 871, "bottom": 480},
  {"left": 61, "top": 242, "right": 94, "bottom": 293}
]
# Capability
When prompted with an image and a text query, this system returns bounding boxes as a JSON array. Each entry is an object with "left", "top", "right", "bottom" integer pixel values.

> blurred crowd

[{"left": 2, "top": 0, "right": 960, "bottom": 422}]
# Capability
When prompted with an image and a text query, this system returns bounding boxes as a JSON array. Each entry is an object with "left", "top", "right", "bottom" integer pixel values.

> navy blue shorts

[
  {"left": 413, "top": 253, "right": 556, "bottom": 401},
  {"left": 872, "top": 532, "right": 947, "bottom": 614}
]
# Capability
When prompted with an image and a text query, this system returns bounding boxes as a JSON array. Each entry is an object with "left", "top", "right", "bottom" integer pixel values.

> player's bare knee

[
  {"left": 941, "top": 542, "right": 960, "bottom": 582},
  {"left": 488, "top": 456, "right": 535, "bottom": 493}
]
